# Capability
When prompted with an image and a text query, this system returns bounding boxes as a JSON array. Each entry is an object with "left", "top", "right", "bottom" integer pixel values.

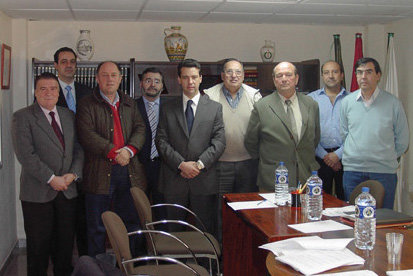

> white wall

[{"left": 0, "top": 10, "right": 17, "bottom": 269}]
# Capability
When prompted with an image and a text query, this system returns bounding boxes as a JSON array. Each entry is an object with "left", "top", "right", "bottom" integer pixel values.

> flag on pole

[
  {"left": 333, "top": 34, "right": 346, "bottom": 89},
  {"left": 350, "top": 33, "right": 363, "bottom": 92},
  {"left": 383, "top": 33, "right": 398, "bottom": 97},
  {"left": 383, "top": 33, "right": 402, "bottom": 211}
]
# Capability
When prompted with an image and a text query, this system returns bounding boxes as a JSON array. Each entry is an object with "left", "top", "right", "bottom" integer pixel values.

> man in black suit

[
  {"left": 12, "top": 73, "right": 84, "bottom": 276},
  {"left": 54, "top": 47, "right": 92, "bottom": 256},
  {"left": 156, "top": 59, "right": 225, "bottom": 235},
  {"left": 136, "top": 67, "right": 166, "bottom": 222}
]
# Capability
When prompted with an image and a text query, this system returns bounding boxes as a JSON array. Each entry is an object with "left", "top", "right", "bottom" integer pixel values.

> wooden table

[
  {"left": 266, "top": 228, "right": 413, "bottom": 275},
  {"left": 222, "top": 193, "right": 348, "bottom": 275}
]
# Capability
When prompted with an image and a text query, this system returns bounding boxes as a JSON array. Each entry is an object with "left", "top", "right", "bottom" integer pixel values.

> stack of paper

[{"left": 260, "top": 236, "right": 364, "bottom": 275}]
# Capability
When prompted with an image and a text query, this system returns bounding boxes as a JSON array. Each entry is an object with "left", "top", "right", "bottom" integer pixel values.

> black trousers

[
  {"left": 316, "top": 156, "right": 344, "bottom": 200},
  {"left": 22, "top": 192, "right": 76, "bottom": 276}
]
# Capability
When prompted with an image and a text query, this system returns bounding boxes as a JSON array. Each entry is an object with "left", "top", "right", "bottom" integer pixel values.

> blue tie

[
  {"left": 185, "top": 100, "right": 194, "bottom": 133},
  {"left": 65, "top": 85, "right": 76, "bottom": 113}
]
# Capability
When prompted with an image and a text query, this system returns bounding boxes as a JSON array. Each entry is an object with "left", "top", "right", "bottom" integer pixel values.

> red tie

[{"left": 49, "top": 111, "right": 65, "bottom": 150}]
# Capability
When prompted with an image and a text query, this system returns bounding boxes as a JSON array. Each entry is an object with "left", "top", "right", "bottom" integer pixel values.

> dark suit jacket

[
  {"left": 57, "top": 81, "right": 92, "bottom": 109},
  {"left": 155, "top": 94, "right": 225, "bottom": 196},
  {"left": 245, "top": 92, "right": 320, "bottom": 190},
  {"left": 136, "top": 96, "right": 165, "bottom": 164},
  {"left": 12, "top": 103, "right": 84, "bottom": 203}
]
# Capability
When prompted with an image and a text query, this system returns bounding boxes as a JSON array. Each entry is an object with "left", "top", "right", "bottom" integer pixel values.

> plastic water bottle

[
  {"left": 274, "top": 162, "right": 289, "bottom": 206},
  {"left": 354, "top": 187, "right": 376, "bottom": 250},
  {"left": 305, "top": 171, "right": 323, "bottom": 220}
]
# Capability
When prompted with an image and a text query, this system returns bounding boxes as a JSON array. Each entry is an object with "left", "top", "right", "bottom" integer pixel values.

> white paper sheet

[
  {"left": 313, "top": 270, "right": 378, "bottom": 276},
  {"left": 275, "top": 248, "right": 364, "bottom": 275},
  {"left": 259, "top": 236, "right": 353, "bottom": 256},
  {"left": 227, "top": 200, "right": 277, "bottom": 211},
  {"left": 259, "top": 192, "right": 277, "bottom": 204},
  {"left": 288, "top": 219, "right": 352, "bottom": 233},
  {"left": 387, "top": 270, "right": 413, "bottom": 276},
  {"left": 323, "top": 206, "right": 356, "bottom": 217}
]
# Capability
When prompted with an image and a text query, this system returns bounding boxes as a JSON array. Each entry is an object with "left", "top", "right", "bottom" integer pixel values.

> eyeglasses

[
  {"left": 224, "top": 70, "right": 243, "bottom": 76},
  {"left": 144, "top": 78, "right": 161, "bottom": 85}
]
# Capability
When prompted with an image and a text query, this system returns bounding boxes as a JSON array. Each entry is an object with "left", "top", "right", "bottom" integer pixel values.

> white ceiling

[{"left": 0, "top": 0, "right": 413, "bottom": 25}]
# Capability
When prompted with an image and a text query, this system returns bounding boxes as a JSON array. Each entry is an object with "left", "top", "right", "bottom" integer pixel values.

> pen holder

[{"left": 291, "top": 192, "right": 301, "bottom": 208}]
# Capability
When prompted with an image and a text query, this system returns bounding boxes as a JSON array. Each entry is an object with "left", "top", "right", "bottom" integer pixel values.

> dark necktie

[
  {"left": 185, "top": 100, "right": 194, "bottom": 133},
  {"left": 285, "top": 99, "right": 299, "bottom": 143},
  {"left": 147, "top": 102, "right": 158, "bottom": 159},
  {"left": 49, "top": 111, "right": 65, "bottom": 150}
]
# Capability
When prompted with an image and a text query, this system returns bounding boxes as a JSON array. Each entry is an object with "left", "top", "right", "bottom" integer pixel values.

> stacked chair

[
  {"left": 130, "top": 187, "right": 221, "bottom": 275},
  {"left": 101, "top": 210, "right": 209, "bottom": 275}
]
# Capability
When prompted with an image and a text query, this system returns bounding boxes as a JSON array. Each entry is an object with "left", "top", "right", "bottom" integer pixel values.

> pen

[
  {"left": 299, "top": 181, "right": 308, "bottom": 194},
  {"left": 257, "top": 199, "right": 267, "bottom": 205}
]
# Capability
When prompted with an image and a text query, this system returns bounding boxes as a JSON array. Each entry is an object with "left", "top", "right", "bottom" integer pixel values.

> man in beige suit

[{"left": 245, "top": 62, "right": 320, "bottom": 191}]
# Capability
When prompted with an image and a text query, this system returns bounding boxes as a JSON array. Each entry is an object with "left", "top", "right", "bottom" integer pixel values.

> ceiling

[{"left": 1, "top": 0, "right": 412, "bottom": 25}]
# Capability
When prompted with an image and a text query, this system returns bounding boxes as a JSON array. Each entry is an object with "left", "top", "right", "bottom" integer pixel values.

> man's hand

[
  {"left": 115, "top": 148, "right": 131, "bottom": 166},
  {"left": 331, "top": 162, "right": 342, "bottom": 172},
  {"left": 323, "top": 152, "right": 340, "bottom": 168},
  {"left": 179, "top": 161, "right": 200, "bottom": 179},
  {"left": 63, "top": 173, "right": 76, "bottom": 186},
  {"left": 50, "top": 176, "right": 68, "bottom": 191}
]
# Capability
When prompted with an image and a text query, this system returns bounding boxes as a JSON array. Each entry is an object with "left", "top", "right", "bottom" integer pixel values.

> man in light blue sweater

[{"left": 340, "top": 57, "right": 409, "bottom": 208}]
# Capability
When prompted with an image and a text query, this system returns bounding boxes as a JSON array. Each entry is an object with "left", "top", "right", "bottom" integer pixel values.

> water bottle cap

[
  {"left": 279, "top": 161, "right": 284, "bottom": 166},
  {"left": 311, "top": 171, "right": 317, "bottom": 175},
  {"left": 361, "top": 187, "right": 370, "bottom": 193}
]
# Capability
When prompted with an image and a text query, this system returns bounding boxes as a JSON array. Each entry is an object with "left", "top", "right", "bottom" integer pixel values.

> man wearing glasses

[
  {"left": 136, "top": 67, "right": 167, "bottom": 222},
  {"left": 245, "top": 61, "right": 320, "bottom": 192},
  {"left": 340, "top": 57, "right": 409, "bottom": 208},
  {"left": 204, "top": 58, "right": 261, "bottom": 241}
]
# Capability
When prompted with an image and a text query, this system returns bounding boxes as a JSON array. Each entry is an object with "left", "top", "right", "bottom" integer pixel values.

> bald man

[{"left": 245, "top": 62, "right": 320, "bottom": 192}]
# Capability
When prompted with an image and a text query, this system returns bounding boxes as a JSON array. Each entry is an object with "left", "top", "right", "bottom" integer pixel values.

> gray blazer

[
  {"left": 155, "top": 94, "right": 225, "bottom": 196},
  {"left": 245, "top": 92, "right": 320, "bottom": 190},
  {"left": 12, "top": 103, "right": 84, "bottom": 203}
]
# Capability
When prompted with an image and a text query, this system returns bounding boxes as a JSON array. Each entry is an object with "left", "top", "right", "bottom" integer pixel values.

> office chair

[
  {"left": 349, "top": 180, "right": 385, "bottom": 208},
  {"left": 130, "top": 187, "right": 221, "bottom": 275},
  {"left": 101, "top": 211, "right": 209, "bottom": 276}
]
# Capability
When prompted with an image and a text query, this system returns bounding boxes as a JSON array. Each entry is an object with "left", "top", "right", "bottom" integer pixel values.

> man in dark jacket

[{"left": 76, "top": 61, "right": 146, "bottom": 257}]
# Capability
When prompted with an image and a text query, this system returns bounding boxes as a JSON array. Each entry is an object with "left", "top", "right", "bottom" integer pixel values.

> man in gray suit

[
  {"left": 245, "top": 62, "right": 320, "bottom": 191},
  {"left": 156, "top": 59, "right": 225, "bottom": 234},
  {"left": 12, "top": 72, "right": 84, "bottom": 276}
]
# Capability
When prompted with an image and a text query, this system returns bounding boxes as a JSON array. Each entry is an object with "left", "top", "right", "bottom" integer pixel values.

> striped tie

[
  {"left": 147, "top": 102, "right": 158, "bottom": 159},
  {"left": 65, "top": 85, "right": 76, "bottom": 113}
]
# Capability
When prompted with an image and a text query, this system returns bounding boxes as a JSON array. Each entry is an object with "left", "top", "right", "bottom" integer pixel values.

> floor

[{"left": 0, "top": 247, "right": 81, "bottom": 276}]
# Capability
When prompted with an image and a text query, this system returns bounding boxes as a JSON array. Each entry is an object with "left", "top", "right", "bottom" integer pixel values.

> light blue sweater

[{"left": 340, "top": 89, "right": 409, "bottom": 173}]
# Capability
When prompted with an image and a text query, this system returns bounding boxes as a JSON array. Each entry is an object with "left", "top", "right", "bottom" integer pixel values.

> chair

[
  {"left": 349, "top": 180, "right": 385, "bottom": 208},
  {"left": 101, "top": 211, "right": 209, "bottom": 276},
  {"left": 130, "top": 187, "right": 221, "bottom": 275}
]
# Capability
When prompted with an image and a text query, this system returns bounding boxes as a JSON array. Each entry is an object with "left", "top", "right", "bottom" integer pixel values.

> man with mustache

[
  {"left": 136, "top": 67, "right": 167, "bottom": 222},
  {"left": 308, "top": 61, "right": 348, "bottom": 200}
]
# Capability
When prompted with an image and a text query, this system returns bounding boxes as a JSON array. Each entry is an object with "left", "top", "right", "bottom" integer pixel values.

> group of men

[{"left": 12, "top": 45, "right": 409, "bottom": 276}]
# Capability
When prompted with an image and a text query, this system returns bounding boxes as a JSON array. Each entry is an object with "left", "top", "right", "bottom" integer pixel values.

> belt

[{"left": 324, "top": 147, "right": 339, "bottom": 153}]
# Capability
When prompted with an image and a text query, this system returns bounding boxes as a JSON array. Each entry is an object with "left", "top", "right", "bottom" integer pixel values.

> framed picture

[{"left": 1, "top": 43, "right": 11, "bottom": 89}]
